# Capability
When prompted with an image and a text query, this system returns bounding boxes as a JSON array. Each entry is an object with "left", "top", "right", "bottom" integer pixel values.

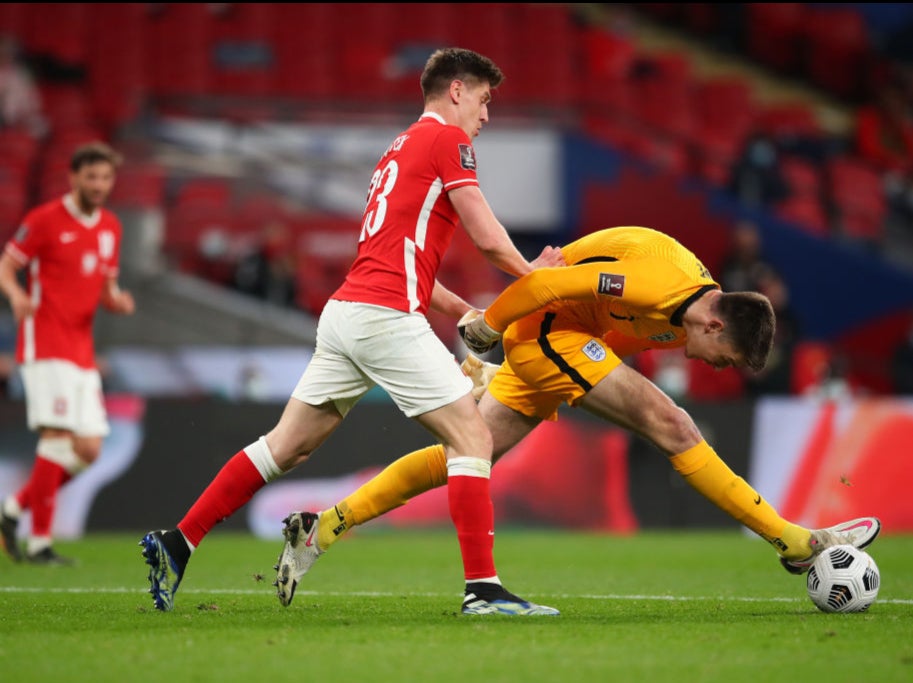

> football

[{"left": 806, "top": 545, "right": 880, "bottom": 613}]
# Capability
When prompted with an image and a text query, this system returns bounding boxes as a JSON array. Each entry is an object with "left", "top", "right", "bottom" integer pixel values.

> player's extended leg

[
  {"left": 16, "top": 434, "right": 86, "bottom": 565},
  {"left": 274, "top": 443, "right": 451, "bottom": 606},
  {"left": 319, "top": 390, "right": 539, "bottom": 547},
  {"left": 580, "top": 362, "right": 880, "bottom": 571},
  {"left": 141, "top": 398, "right": 344, "bottom": 611},
  {"left": 1, "top": 485, "right": 27, "bottom": 562},
  {"left": 275, "top": 399, "right": 556, "bottom": 615}
]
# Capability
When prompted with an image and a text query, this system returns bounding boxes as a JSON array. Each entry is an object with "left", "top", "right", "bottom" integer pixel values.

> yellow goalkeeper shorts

[{"left": 488, "top": 313, "right": 623, "bottom": 421}]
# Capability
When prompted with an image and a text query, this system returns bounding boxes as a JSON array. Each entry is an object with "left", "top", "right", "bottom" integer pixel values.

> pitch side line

[{"left": 1, "top": 586, "right": 912, "bottom": 605}]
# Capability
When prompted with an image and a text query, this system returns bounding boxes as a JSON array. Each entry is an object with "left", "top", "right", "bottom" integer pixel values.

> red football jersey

[
  {"left": 4, "top": 195, "right": 122, "bottom": 369},
  {"left": 331, "top": 113, "right": 480, "bottom": 314}
]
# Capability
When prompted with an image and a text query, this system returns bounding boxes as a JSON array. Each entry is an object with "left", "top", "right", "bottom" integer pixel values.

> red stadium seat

[
  {"left": 210, "top": 3, "right": 278, "bottom": 97},
  {"left": 506, "top": 4, "right": 580, "bottom": 108},
  {"left": 234, "top": 193, "right": 295, "bottom": 235},
  {"left": 691, "top": 126, "right": 744, "bottom": 186},
  {"left": 294, "top": 214, "right": 360, "bottom": 315},
  {"left": 334, "top": 3, "right": 397, "bottom": 103},
  {"left": 39, "top": 85, "right": 95, "bottom": 132},
  {"left": 775, "top": 195, "right": 831, "bottom": 238},
  {"left": 580, "top": 27, "right": 638, "bottom": 114},
  {"left": 108, "top": 161, "right": 167, "bottom": 209},
  {"left": 779, "top": 157, "right": 823, "bottom": 198},
  {"left": 173, "top": 177, "right": 234, "bottom": 210},
  {"left": 0, "top": 3, "right": 26, "bottom": 35},
  {"left": 690, "top": 78, "right": 757, "bottom": 184},
  {"left": 694, "top": 78, "right": 755, "bottom": 141},
  {"left": 163, "top": 204, "right": 240, "bottom": 276},
  {"left": 145, "top": 4, "right": 213, "bottom": 96},
  {"left": 273, "top": 3, "right": 340, "bottom": 100},
  {"left": 804, "top": 7, "right": 872, "bottom": 101},
  {"left": 21, "top": 2, "right": 88, "bottom": 67},
  {"left": 826, "top": 156, "right": 887, "bottom": 245},
  {"left": 87, "top": 3, "right": 148, "bottom": 129},
  {"left": 383, "top": 3, "right": 458, "bottom": 103},
  {"left": 755, "top": 103, "right": 821, "bottom": 138},
  {"left": 0, "top": 127, "right": 39, "bottom": 164},
  {"left": 0, "top": 184, "right": 27, "bottom": 227},
  {"left": 745, "top": 3, "right": 808, "bottom": 74},
  {"left": 448, "top": 3, "right": 515, "bottom": 96},
  {"left": 774, "top": 156, "right": 830, "bottom": 237},
  {"left": 627, "top": 51, "right": 697, "bottom": 144}
]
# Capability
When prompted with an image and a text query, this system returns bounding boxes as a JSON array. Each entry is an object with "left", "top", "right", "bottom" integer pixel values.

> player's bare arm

[
  {"left": 429, "top": 279, "right": 475, "bottom": 319},
  {"left": 0, "top": 250, "right": 34, "bottom": 322},
  {"left": 99, "top": 277, "right": 136, "bottom": 315},
  {"left": 448, "top": 184, "right": 536, "bottom": 277}
]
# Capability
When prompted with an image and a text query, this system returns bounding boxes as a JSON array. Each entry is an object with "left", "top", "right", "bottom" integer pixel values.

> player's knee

[
  {"left": 445, "top": 419, "right": 493, "bottom": 458},
  {"left": 652, "top": 404, "right": 701, "bottom": 454},
  {"left": 73, "top": 437, "right": 103, "bottom": 464}
]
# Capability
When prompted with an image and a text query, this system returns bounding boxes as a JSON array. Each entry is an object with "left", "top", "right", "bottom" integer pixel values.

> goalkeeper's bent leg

[
  {"left": 316, "top": 445, "right": 448, "bottom": 550},
  {"left": 668, "top": 440, "right": 813, "bottom": 561}
]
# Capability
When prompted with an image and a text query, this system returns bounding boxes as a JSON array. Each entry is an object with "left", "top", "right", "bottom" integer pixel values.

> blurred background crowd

[{"left": 2, "top": 2, "right": 913, "bottom": 404}]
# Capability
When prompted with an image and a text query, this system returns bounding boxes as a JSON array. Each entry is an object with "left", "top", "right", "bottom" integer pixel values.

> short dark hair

[
  {"left": 70, "top": 142, "right": 123, "bottom": 173},
  {"left": 716, "top": 291, "right": 776, "bottom": 372},
  {"left": 420, "top": 47, "right": 504, "bottom": 100}
]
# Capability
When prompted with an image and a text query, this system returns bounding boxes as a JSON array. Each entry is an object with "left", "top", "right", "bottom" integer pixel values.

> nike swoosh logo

[
  {"left": 754, "top": 495, "right": 762, "bottom": 505},
  {"left": 304, "top": 528, "right": 317, "bottom": 547}
]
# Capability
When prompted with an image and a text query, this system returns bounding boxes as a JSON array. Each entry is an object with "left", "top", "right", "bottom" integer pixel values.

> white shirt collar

[
  {"left": 420, "top": 111, "right": 446, "bottom": 125},
  {"left": 63, "top": 193, "right": 102, "bottom": 228}
]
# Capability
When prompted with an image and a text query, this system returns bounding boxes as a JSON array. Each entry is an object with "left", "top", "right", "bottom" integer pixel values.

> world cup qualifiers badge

[
  {"left": 458, "top": 144, "right": 477, "bottom": 171},
  {"left": 598, "top": 273, "right": 625, "bottom": 296}
]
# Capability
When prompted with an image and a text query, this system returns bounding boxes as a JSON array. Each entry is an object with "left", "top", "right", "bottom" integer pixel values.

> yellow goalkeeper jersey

[{"left": 484, "top": 226, "right": 720, "bottom": 357}]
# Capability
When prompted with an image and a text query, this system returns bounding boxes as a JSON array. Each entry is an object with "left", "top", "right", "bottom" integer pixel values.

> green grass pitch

[{"left": 1, "top": 529, "right": 911, "bottom": 683}]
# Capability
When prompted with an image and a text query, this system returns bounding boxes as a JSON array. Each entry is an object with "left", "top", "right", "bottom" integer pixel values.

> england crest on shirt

[{"left": 582, "top": 339, "right": 607, "bottom": 361}]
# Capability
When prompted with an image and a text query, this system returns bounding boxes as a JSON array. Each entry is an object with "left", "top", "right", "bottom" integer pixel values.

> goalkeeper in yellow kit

[{"left": 274, "top": 226, "right": 881, "bottom": 611}]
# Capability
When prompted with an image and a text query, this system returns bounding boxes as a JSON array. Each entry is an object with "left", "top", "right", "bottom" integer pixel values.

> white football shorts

[
  {"left": 292, "top": 299, "right": 473, "bottom": 418},
  {"left": 19, "top": 359, "right": 110, "bottom": 436}
]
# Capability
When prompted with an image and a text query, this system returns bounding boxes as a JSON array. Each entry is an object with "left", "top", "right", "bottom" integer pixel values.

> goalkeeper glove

[
  {"left": 457, "top": 309, "right": 501, "bottom": 354},
  {"left": 460, "top": 352, "right": 500, "bottom": 400}
]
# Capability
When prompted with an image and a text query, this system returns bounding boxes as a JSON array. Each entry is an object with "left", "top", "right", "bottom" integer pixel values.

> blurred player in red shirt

[
  {"left": 139, "top": 47, "right": 564, "bottom": 614},
  {"left": 0, "top": 142, "right": 135, "bottom": 564}
]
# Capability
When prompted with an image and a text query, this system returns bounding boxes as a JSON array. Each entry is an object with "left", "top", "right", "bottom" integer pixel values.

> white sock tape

[
  {"left": 36, "top": 437, "right": 84, "bottom": 474},
  {"left": 446, "top": 456, "right": 492, "bottom": 479},
  {"left": 244, "top": 435, "right": 283, "bottom": 482}
]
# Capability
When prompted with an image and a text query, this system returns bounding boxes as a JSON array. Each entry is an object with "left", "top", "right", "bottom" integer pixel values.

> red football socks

[{"left": 177, "top": 450, "right": 267, "bottom": 547}]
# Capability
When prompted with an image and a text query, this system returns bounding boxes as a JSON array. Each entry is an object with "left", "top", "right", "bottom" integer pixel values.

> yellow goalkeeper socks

[
  {"left": 316, "top": 444, "right": 448, "bottom": 550},
  {"left": 668, "top": 441, "right": 812, "bottom": 560}
]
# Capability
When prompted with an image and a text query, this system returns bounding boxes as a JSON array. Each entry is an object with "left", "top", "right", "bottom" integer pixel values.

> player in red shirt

[
  {"left": 0, "top": 142, "right": 136, "bottom": 564},
  {"left": 140, "top": 47, "right": 565, "bottom": 614}
]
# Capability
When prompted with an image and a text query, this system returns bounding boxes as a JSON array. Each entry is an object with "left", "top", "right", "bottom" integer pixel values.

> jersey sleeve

[
  {"left": 431, "top": 126, "right": 480, "bottom": 193},
  {"left": 99, "top": 212, "right": 123, "bottom": 278},
  {"left": 3, "top": 211, "right": 44, "bottom": 264},
  {"left": 485, "top": 256, "right": 716, "bottom": 331},
  {"left": 484, "top": 256, "right": 712, "bottom": 332}
]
